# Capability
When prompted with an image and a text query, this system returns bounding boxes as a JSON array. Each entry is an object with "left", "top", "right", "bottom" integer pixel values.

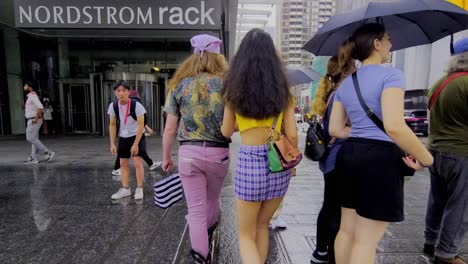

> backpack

[
  {"left": 113, "top": 99, "right": 147, "bottom": 132},
  {"left": 304, "top": 116, "right": 329, "bottom": 161},
  {"left": 304, "top": 92, "right": 336, "bottom": 161}
]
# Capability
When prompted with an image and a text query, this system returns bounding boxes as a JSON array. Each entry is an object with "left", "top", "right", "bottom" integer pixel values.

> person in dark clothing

[
  {"left": 423, "top": 37, "right": 468, "bottom": 264},
  {"left": 309, "top": 56, "right": 355, "bottom": 264}
]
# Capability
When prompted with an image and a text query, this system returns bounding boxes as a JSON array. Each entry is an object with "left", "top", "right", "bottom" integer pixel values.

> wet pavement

[
  {"left": 0, "top": 135, "right": 466, "bottom": 264},
  {"left": 0, "top": 135, "right": 279, "bottom": 264}
]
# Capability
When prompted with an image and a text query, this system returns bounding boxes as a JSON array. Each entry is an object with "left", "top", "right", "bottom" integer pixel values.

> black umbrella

[
  {"left": 303, "top": 0, "right": 468, "bottom": 56},
  {"left": 287, "top": 66, "right": 322, "bottom": 86}
]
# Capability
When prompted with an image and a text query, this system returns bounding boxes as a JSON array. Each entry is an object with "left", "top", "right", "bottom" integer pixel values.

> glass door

[{"left": 60, "top": 80, "right": 92, "bottom": 134}]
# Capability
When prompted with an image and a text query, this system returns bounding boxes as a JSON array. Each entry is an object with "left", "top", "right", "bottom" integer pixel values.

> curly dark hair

[{"left": 222, "top": 28, "right": 292, "bottom": 119}]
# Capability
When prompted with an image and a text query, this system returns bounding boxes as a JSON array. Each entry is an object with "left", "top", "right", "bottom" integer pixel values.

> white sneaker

[
  {"left": 149, "top": 161, "right": 161, "bottom": 171},
  {"left": 25, "top": 157, "right": 39, "bottom": 164},
  {"left": 112, "top": 169, "right": 121, "bottom": 176},
  {"left": 45, "top": 151, "right": 55, "bottom": 162},
  {"left": 269, "top": 217, "right": 287, "bottom": 230},
  {"left": 111, "top": 188, "right": 131, "bottom": 200},
  {"left": 134, "top": 187, "right": 144, "bottom": 200}
]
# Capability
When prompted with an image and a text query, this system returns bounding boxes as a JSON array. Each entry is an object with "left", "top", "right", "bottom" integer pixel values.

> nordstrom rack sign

[{"left": 14, "top": 0, "right": 221, "bottom": 29}]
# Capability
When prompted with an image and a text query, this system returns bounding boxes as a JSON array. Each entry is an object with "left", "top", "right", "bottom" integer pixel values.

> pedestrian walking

[
  {"left": 108, "top": 81, "right": 146, "bottom": 200},
  {"left": 423, "top": 37, "right": 468, "bottom": 264},
  {"left": 221, "top": 28, "right": 298, "bottom": 264},
  {"left": 43, "top": 100, "right": 54, "bottom": 136},
  {"left": 23, "top": 82, "right": 55, "bottom": 164},
  {"left": 329, "top": 23, "right": 433, "bottom": 264},
  {"left": 310, "top": 55, "right": 355, "bottom": 264},
  {"left": 111, "top": 90, "right": 161, "bottom": 176},
  {"left": 162, "top": 34, "right": 230, "bottom": 264}
]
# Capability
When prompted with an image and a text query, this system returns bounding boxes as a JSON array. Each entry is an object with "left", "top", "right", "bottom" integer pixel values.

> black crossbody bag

[{"left": 351, "top": 72, "right": 415, "bottom": 177}]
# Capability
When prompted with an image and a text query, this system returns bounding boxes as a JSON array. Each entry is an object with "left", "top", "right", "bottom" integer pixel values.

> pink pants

[{"left": 178, "top": 145, "right": 230, "bottom": 258}]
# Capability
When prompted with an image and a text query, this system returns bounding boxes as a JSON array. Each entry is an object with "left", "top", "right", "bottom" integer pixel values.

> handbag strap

[
  {"left": 269, "top": 116, "right": 279, "bottom": 141},
  {"left": 271, "top": 116, "right": 279, "bottom": 131},
  {"left": 428, "top": 72, "right": 468, "bottom": 110},
  {"left": 323, "top": 91, "right": 336, "bottom": 120},
  {"left": 326, "top": 91, "right": 336, "bottom": 108},
  {"left": 351, "top": 72, "right": 386, "bottom": 134}
]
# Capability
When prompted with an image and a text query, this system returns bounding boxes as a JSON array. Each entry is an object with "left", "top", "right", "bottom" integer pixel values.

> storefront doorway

[
  {"left": 102, "top": 72, "right": 165, "bottom": 136},
  {"left": 60, "top": 79, "right": 93, "bottom": 134},
  {"left": 60, "top": 72, "right": 166, "bottom": 136}
]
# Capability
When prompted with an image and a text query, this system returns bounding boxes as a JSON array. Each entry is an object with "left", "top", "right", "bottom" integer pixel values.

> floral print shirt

[{"left": 164, "top": 73, "right": 229, "bottom": 143}]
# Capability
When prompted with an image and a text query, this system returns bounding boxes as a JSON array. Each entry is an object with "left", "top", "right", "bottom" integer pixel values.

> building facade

[
  {"left": 236, "top": 0, "right": 276, "bottom": 48},
  {"left": 335, "top": 0, "right": 383, "bottom": 12},
  {"left": 0, "top": 0, "right": 237, "bottom": 137},
  {"left": 277, "top": 0, "right": 335, "bottom": 66}
]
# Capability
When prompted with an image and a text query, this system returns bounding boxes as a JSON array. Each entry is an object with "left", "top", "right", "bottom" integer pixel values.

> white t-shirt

[
  {"left": 43, "top": 107, "right": 53, "bottom": 120},
  {"left": 25, "top": 93, "right": 43, "bottom": 119},
  {"left": 107, "top": 100, "right": 146, "bottom": 138}
]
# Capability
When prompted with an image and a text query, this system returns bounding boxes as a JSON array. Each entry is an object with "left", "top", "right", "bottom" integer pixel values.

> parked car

[{"left": 404, "top": 109, "right": 428, "bottom": 136}]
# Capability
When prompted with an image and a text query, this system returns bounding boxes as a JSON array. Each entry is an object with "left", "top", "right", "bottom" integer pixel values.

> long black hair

[{"left": 222, "top": 28, "right": 292, "bottom": 119}]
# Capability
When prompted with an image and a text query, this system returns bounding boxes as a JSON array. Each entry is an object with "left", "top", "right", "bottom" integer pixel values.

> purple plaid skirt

[{"left": 235, "top": 144, "right": 291, "bottom": 202}]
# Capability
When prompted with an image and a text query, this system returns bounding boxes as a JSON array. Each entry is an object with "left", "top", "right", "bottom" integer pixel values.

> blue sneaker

[{"left": 311, "top": 249, "right": 328, "bottom": 263}]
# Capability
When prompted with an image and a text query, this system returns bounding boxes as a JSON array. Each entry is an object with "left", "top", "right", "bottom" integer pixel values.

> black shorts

[
  {"left": 118, "top": 135, "right": 146, "bottom": 159},
  {"left": 336, "top": 137, "right": 407, "bottom": 222}
]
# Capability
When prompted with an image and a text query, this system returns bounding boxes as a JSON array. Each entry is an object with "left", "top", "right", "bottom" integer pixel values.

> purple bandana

[{"left": 190, "top": 34, "right": 222, "bottom": 57}]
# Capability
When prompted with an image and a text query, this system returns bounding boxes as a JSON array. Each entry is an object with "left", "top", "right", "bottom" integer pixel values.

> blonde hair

[
  {"left": 311, "top": 56, "right": 341, "bottom": 116},
  {"left": 311, "top": 51, "right": 356, "bottom": 116},
  {"left": 168, "top": 52, "right": 228, "bottom": 91}
]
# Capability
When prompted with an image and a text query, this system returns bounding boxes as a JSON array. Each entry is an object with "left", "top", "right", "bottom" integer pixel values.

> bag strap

[
  {"left": 268, "top": 116, "right": 278, "bottom": 142},
  {"left": 351, "top": 72, "right": 386, "bottom": 134},
  {"left": 323, "top": 91, "right": 336, "bottom": 120},
  {"left": 326, "top": 91, "right": 336, "bottom": 108},
  {"left": 130, "top": 99, "right": 137, "bottom": 121},
  {"left": 269, "top": 113, "right": 284, "bottom": 140},
  {"left": 113, "top": 101, "right": 120, "bottom": 122},
  {"left": 271, "top": 116, "right": 279, "bottom": 131},
  {"left": 428, "top": 72, "right": 468, "bottom": 110}
]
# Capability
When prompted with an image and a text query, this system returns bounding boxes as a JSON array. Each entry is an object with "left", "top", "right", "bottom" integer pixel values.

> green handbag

[
  {"left": 267, "top": 116, "right": 284, "bottom": 173},
  {"left": 268, "top": 140, "right": 284, "bottom": 172}
]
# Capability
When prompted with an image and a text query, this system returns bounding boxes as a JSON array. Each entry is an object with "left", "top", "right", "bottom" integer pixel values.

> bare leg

[
  {"left": 120, "top": 158, "right": 130, "bottom": 188},
  {"left": 236, "top": 198, "right": 263, "bottom": 264},
  {"left": 133, "top": 156, "right": 144, "bottom": 187},
  {"left": 349, "top": 216, "right": 388, "bottom": 264},
  {"left": 256, "top": 197, "right": 284, "bottom": 263},
  {"left": 335, "top": 208, "right": 358, "bottom": 264}
]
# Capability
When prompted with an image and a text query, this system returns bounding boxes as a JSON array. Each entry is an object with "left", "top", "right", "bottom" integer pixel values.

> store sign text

[{"left": 14, "top": 0, "right": 221, "bottom": 29}]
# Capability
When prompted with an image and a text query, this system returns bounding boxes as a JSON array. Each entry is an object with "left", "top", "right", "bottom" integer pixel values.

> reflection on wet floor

[{"left": 0, "top": 165, "right": 189, "bottom": 264}]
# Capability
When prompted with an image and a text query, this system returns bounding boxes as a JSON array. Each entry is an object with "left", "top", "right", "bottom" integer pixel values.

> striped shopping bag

[{"left": 153, "top": 173, "right": 183, "bottom": 209}]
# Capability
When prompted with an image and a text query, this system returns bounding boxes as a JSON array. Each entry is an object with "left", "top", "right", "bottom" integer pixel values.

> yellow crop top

[{"left": 235, "top": 112, "right": 283, "bottom": 133}]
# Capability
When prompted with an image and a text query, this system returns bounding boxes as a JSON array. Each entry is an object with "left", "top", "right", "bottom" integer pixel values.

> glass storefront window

[{"left": 68, "top": 39, "right": 191, "bottom": 78}]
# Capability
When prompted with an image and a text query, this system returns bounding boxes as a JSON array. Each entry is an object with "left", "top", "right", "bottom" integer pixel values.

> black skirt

[{"left": 336, "top": 137, "right": 407, "bottom": 222}]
